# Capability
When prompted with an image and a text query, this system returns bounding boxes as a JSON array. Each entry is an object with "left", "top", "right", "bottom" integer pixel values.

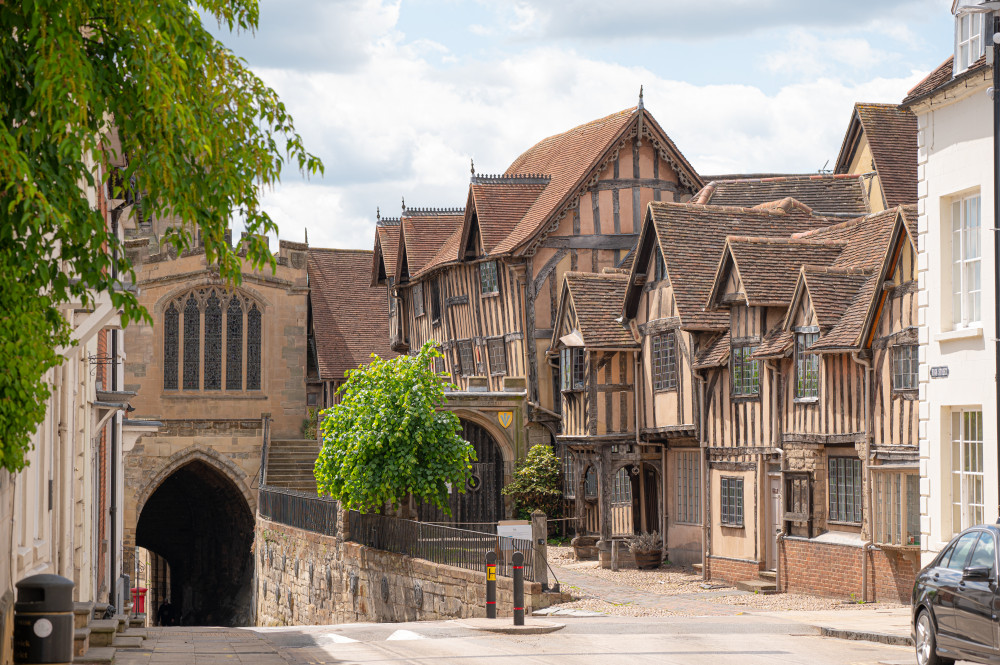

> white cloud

[{"left": 762, "top": 31, "right": 898, "bottom": 78}]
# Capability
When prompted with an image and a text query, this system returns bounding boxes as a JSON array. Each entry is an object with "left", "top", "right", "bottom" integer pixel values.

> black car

[{"left": 912, "top": 524, "right": 1000, "bottom": 665}]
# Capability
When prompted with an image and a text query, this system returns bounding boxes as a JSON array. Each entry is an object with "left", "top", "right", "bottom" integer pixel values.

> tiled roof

[
  {"left": 374, "top": 220, "right": 400, "bottom": 279},
  {"left": 902, "top": 55, "right": 989, "bottom": 107},
  {"left": 400, "top": 210, "right": 464, "bottom": 277},
  {"left": 693, "top": 332, "right": 729, "bottom": 369},
  {"left": 808, "top": 274, "right": 879, "bottom": 351},
  {"left": 692, "top": 174, "right": 870, "bottom": 216},
  {"left": 564, "top": 272, "right": 637, "bottom": 348},
  {"left": 309, "top": 249, "right": 396, "bottom": 381},
  {"left": 754, "top": 328, "right": 793, "bottom": 359},
  {"left": 723, "top": 238, "right": 846, "bottom": 307},
  {"left": 853, "top": 103, "right": 917, "bottom": 207},
  {"left": 492, "top": 107, "right": 702, "bottom": 255},
  {"left": 648, "top": 201, "right": 837, "bottom": 330},
  {"left": 416, "top": 226, "right": 464, "bottom": 277},
  {"left": 470, "top": 181, "right": 547, "bottom": 253},
  {"left": 793, "top": 207, "right": 898, "bottom": 270},
  {"left": 800, "top": 267, "right": 872, "bottom": 328}
]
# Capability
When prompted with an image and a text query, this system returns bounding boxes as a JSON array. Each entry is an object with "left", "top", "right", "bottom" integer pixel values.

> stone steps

[
  {"left": 735, "top": 578, "right": 778, "bottom": 594},
  {"left": 265, "top": 439, "right": 320, "bottom": 492},
  {"left": 75, "top": 646, "right": 116, "bottom": 664},
  {"left": 89, "top": 619, "right": 119, "bottom": 647}
]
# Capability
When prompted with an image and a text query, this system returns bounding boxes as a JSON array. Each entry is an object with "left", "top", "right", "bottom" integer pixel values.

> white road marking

[
  {"left": 319, "top": 633, "right": 358, "bottom": 643},
  {"left": 386, "top": 629, "right": 427, "bottom": 641}
]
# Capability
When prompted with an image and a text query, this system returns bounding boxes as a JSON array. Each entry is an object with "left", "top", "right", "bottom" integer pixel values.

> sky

[{"left": 203, "top": 0, "right": 956, "bottom": 250}]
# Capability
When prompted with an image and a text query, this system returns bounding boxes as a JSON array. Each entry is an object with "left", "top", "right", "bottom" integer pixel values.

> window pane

[
  {"left": 246, "top": 304, "right": 262, "bottom": 390},
  {"left": 226, "top": 297, "right": 243, "bottom": 390},
  {"left": 183, "top": 295, "right": 200, "bottom": 390},
  {"left": 204, "top": 291, "right": 222, "bottom": 390},
  {"left": 946, "top": 533, "right": 979, "bottom": 571},
  {"left": 163, "top": 303, "right": 179, "bottom": 389},
  {"left": 970, "top": 533, "right": 996, "bottom": 571}
]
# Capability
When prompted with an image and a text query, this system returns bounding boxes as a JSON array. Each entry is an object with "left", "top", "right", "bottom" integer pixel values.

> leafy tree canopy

[
  {"left": 501, "top": 444, "right": 562, "bottom": 520},
  {"left": 315, "top": 341, "right": 476, "bottom": 514},
  {"left": 0, "top": 1, "right": 322, "bottom": 471}
]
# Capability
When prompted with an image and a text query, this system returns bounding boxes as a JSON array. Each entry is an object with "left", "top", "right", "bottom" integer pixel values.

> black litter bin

[{"left": 13, "top": 574, "right": 75, "bottom": 664}]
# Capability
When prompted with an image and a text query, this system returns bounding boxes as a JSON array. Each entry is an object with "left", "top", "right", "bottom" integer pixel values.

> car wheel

[{"left": 915, "top": 610, "right": 953, "bottom": 665}]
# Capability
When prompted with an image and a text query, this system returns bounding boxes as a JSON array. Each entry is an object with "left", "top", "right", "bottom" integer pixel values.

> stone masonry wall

[{"left": 255, "top": 518, "right": 552, "bottom": 626}]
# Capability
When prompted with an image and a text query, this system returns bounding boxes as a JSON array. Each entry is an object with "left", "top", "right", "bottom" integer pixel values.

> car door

[
  {"left": 951, "top": 530, "right": 998, "bottom": 655},
  {"left": 935, "top": 531, "right": 979, "bottom": 637}
]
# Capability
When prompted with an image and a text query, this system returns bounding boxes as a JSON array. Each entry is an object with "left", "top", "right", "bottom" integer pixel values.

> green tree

[
  {"left": 502, "top": 444, "right": 562, "bottom": 520},
  {"left": 0, "top": 1, "right": 322, "bottom": 471},
  {"left": 315, "top": 341, "right": 476, "bottom": 514}
]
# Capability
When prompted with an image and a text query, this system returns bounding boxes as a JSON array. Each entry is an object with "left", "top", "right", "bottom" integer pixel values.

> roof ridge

[
  {"left": 403, "top": 207, "right": 465, "bottom": 216},
  {"left": 310, "top": 247, "right": 373, "bottom": 254},
  {"left": 790, "top": 206, "right": 897, "bottom": 238},
  {"left": 802, "top": 264, "right": 872, "bottom": 275},
  {"left": 727, "top": 236, "right": 848, "bottom": 246},
  {"left": 566, "top": 270, "right": 629, "bottom": 280},
  {"left": 471, "top": 174, "right": 551, "bottom": 185},
  {"left": 377, "top": 217, "right": 401, "bottom": 226},
  {"left": 710, "top": 173, "right": 863, "bottom": 184}
]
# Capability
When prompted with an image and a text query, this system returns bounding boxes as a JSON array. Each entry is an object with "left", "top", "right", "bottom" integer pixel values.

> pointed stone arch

[{"left": 135, "top": 444, "right": 256, "bottom": 519}]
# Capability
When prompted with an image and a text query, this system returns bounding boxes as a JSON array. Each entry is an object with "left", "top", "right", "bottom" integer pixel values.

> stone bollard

[
  {"left": 512, "top": 551, "right": 524, "bottom": 626},
  {"left": 485, "top": 551, "right": 497, "bottom": 619},
  {"left": 530, "top": 510, "right": 548, "bottom": 591}
]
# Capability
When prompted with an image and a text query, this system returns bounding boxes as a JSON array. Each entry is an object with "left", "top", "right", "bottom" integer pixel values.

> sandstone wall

[{"left": 255, "top": 517, "right": 556, "bottom": 626}]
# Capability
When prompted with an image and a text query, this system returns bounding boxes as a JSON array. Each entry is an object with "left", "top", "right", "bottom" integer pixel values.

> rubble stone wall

[{"left": 254, "top": 517, "right": 557, "bottom": 626}]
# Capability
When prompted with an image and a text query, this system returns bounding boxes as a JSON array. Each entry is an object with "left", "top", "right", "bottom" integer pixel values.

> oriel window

[{"left": 560, "top": 348, "right": 585, "bottom": 391}]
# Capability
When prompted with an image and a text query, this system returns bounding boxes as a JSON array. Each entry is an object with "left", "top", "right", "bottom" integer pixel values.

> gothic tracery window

[{"left": 162, "top": 288, "right": 263, "bottom": 392}]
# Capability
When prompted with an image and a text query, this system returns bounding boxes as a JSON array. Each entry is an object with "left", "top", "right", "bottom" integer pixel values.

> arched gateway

[
  {"left": 136, "top": 460, "right": 254, "bottom": 626},
  {"left": 418, "top": 419, "right": 506, "bottom": 528}
]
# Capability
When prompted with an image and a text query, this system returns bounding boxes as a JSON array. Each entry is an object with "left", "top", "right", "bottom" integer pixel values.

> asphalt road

[{"left": 252, "top": 616, "right": 918, "bottom": 665}]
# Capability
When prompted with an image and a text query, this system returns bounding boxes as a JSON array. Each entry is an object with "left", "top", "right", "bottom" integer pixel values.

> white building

[{"left": 907, "top": 0, "right": 999, "bottom": 565}]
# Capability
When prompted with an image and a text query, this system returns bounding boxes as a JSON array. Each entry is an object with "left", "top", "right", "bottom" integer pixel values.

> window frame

[
  {"left": 560, "top": 347, "right": 586, "bottom": 392},
  {"left": 951, "top": 193, "right": 982, "bottom": 328},
  {"left": 731, "top": 344, "right": 760, "bottom": 397},
  {"left": 651, "top": 331, "right": 678, "bottom": 392},
  {"left": 675, "top": 450, "right": 701, "bottom": 525},
  {"left": 872, "top": 469, "right": 920, "bottom": 547},
  {"left": 720, "top": 476, "right": 744, "bottom": 527},
  {"left": 828, "top": 456, "right": 863, "bottom": 525},
  {"left": 430, "top": 279, "right": 441, "bottom": 323},
  {"left": 952, "top": 408, "right": 985, "bottom": 535},
  {"left": 563, "top": 452, "right": 576, "bottom": 499},
  {"left": 479, "top": 260, "right": 500, "bottom": 296},
  {"left": 412, "top": 282, "right": 425, "bottom": 317},
  {"left": 486, "top": 337, "right": 507, "bottom": 376},
  {"left": 457, "top": 339, "right": 475, "bottom": 378},
  {"left": 891, "top": 344, "right": 918, "bottom": 392},
  {"left": 956, "top": 11, "right": 984, "bottom": 74},
  {"left": 387, "top": 277, "right": 396, "bottom": 317},
  {"left": 794, "top": 330, "right": 820, "bottom": 401}
]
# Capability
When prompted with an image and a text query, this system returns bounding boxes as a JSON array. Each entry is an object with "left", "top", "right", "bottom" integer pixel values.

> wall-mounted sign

[
  {"left": 930, "top": 366, "right": 949, "bottom": 379},
  {"left": 498, "top": 411, "right": 513, "bottom": 428}
]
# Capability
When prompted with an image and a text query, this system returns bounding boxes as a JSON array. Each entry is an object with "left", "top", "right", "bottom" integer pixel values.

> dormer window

[{"left": 956, "top": 10, "right": 985, "bottom": 73}]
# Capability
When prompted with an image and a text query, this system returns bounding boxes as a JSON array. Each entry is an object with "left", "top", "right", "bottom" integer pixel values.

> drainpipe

[
  {"left": 109, "top": 328, "right": 119, "bottom": 607},
  {"left": 764, "top": 358, "right": 784, "bottom": 592},
  {"left": 993, "top": 13, "right": 1000, "bottom": 522},
  {"left": 852, "top": 350, "right": 873, "bottom": 602},
  {"left": 694, "top": 367, "right": 710, "bottom": 581}
]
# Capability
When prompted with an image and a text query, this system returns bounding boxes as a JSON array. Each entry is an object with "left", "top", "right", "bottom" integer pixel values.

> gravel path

[{"left": 546, "top": 545, "right": 906, "bottom": 618}]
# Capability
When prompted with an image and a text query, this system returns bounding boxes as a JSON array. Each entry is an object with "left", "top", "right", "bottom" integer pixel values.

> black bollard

[
  {"left": 485, "top": 551, "right": 497, "bottom": 619},
  {"left": 512, "top": 551, "right": 524, "bottom": 626}
]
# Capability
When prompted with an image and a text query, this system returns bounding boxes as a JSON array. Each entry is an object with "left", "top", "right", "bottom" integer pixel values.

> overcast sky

[{"left": 205, "top": 0, "right": 954, "bottom": 250}]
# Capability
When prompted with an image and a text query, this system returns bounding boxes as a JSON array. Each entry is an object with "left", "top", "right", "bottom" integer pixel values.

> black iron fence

[
  {"left": 258, "top": 486, "right": 338, "bottom": 537},
  {"left": 346, "top": 511, "right": 535, "bottom": 582}
]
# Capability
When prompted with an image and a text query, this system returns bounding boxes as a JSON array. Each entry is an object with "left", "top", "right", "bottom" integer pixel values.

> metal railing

[
  {"left": 347, "top": 511, "right": 535, "bottom": 582},
  {"left": 258, "top": 486, "right": 338, "bottom": 537}
]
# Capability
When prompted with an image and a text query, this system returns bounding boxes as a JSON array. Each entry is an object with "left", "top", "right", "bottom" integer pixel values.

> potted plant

[{"left": 627, "top": 531, "right": 663, "bottom": 569}]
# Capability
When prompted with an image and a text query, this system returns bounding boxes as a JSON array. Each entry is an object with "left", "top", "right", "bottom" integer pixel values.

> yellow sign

[
  {"left": 498, "top": 412, "right": 513, "bottom": 428},
  {"left": 487, "top": 569, "right": 496, "bottom": 581}
]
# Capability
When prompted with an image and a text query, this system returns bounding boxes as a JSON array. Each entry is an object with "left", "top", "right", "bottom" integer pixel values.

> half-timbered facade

[{"left": 371, "top": 102, "right": 703, "bottom": 525}]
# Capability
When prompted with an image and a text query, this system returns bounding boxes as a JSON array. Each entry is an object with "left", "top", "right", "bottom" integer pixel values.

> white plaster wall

[{"left": 917, "top": 75, "right": 999, "bottom": 566}]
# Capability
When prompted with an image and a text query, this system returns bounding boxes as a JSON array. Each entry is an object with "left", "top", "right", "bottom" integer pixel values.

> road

[{"left": 250, "top": 616, "right": 917, "bottom": 665}]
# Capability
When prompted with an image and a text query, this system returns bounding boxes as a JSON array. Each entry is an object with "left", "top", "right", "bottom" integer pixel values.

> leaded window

[
  {"left": 430, "top": 279, "right": 441, "bottom": 322},
  {"left": 226, "top": 297, "right": 243, "bottom": 390},
  {"left": 873, "top": 471, "right": 920, "bottom": 546},
  {"left": 675, "top": 450, "right": 700, "bottom": 524},
  {"left": 828, "top": 457, "right": 863, "bottom": 524},
  {"left": 795, "top": 331, "right": 819, "bottom": 399},
  {"left": 584, "top": 466, "right": 598, "bottom": 498},
  {"left": 487, "top": 338, "right": 507, "bottom": 375},
  {"left": 731, "top": 345, "right": 759, "bottom": 396},
  {"left": 162, "top": 289, "right": 262, "bottom": 392},
  {"left": 203, "top": 292, "right": 222, "bottom": 390},
  {"left": 480, "top": 261, "right": 499, "bottom": 295},
  {"left": 891, "top": 344, "right": 918, "bottom": 391},
  {"left": 560, "top": 348, "right": 585, "bottom": 391},
  {"left": 612, "top": 467, "right": 632, "bottom": 505},
  {"left": 183, "top": 295, "right": 200, "bottom": 389},
  {"left": 652, "top": 332, "right": 677, "bottom": 391},
  {"left": 387, "top": 277, "right": 396, "bottom": 316},
  {"left": 457, "top": 340, "right": 475, "bottom": 377},
  {"left": 720, "top": 476, "right": 743, "bottom": 527},
  {"left": 563, "top": 452, "right": 575, "bottom": 499},
  {"left": 413, "top": 282, "right": 425, "bottom": 317},
  {"left": 163, "top": 303, "right": 179, "bottom": 390},
  {"left": 653, "top": 245, "right": 666, "bottom": 282},
  {"left": 247, "top": 304, "right": 262, "bottom": 390}
]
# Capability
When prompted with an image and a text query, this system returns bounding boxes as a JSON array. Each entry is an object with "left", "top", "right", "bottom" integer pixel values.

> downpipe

[{"left": 852, "top": 350, "right": 874, "bottom": 603}]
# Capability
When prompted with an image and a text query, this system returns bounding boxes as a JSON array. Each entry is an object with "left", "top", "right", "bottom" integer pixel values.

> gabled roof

[
  {"left": 464, "top": 177, "right": 548, "bottom": 255},
  {"left": 555, "top": 272, "right": 637, "bottom": 349},
  {"left": 309, "top": 249, "right": 396, "bottom": 381},
  {"left": 693, "top": 331, "right": 729, "bottom": 369},
  {"left": 835, "top": 103, "right": 917, "bottom": 207},
  {"left": 371, "top": 219, "right": 400, "bottom": 286},
  {"left": 902, "top": 55, "right": 987, "bottom": 107},
  {"left": 691, "top": 174, "right": 870, "bottom": 216},
  {"left": 795, "top": 267, "right": 872, "bottom": 328},
  {"left": 623, "top": 201, "right": 837, "bottom": 330},
  {"left": 708, "top": 237, "right": 846, "bottom": 309},
  {"left": 396, "top": 208, "right": 465, "bottom": 281},
  {"left": 490, "top": 107, "right": 703, "bottom": 256}
]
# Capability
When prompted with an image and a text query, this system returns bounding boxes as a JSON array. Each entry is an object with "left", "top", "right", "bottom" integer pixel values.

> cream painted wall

[{"left": 915, "top": 65, "right": 999, "bottom": 566}]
